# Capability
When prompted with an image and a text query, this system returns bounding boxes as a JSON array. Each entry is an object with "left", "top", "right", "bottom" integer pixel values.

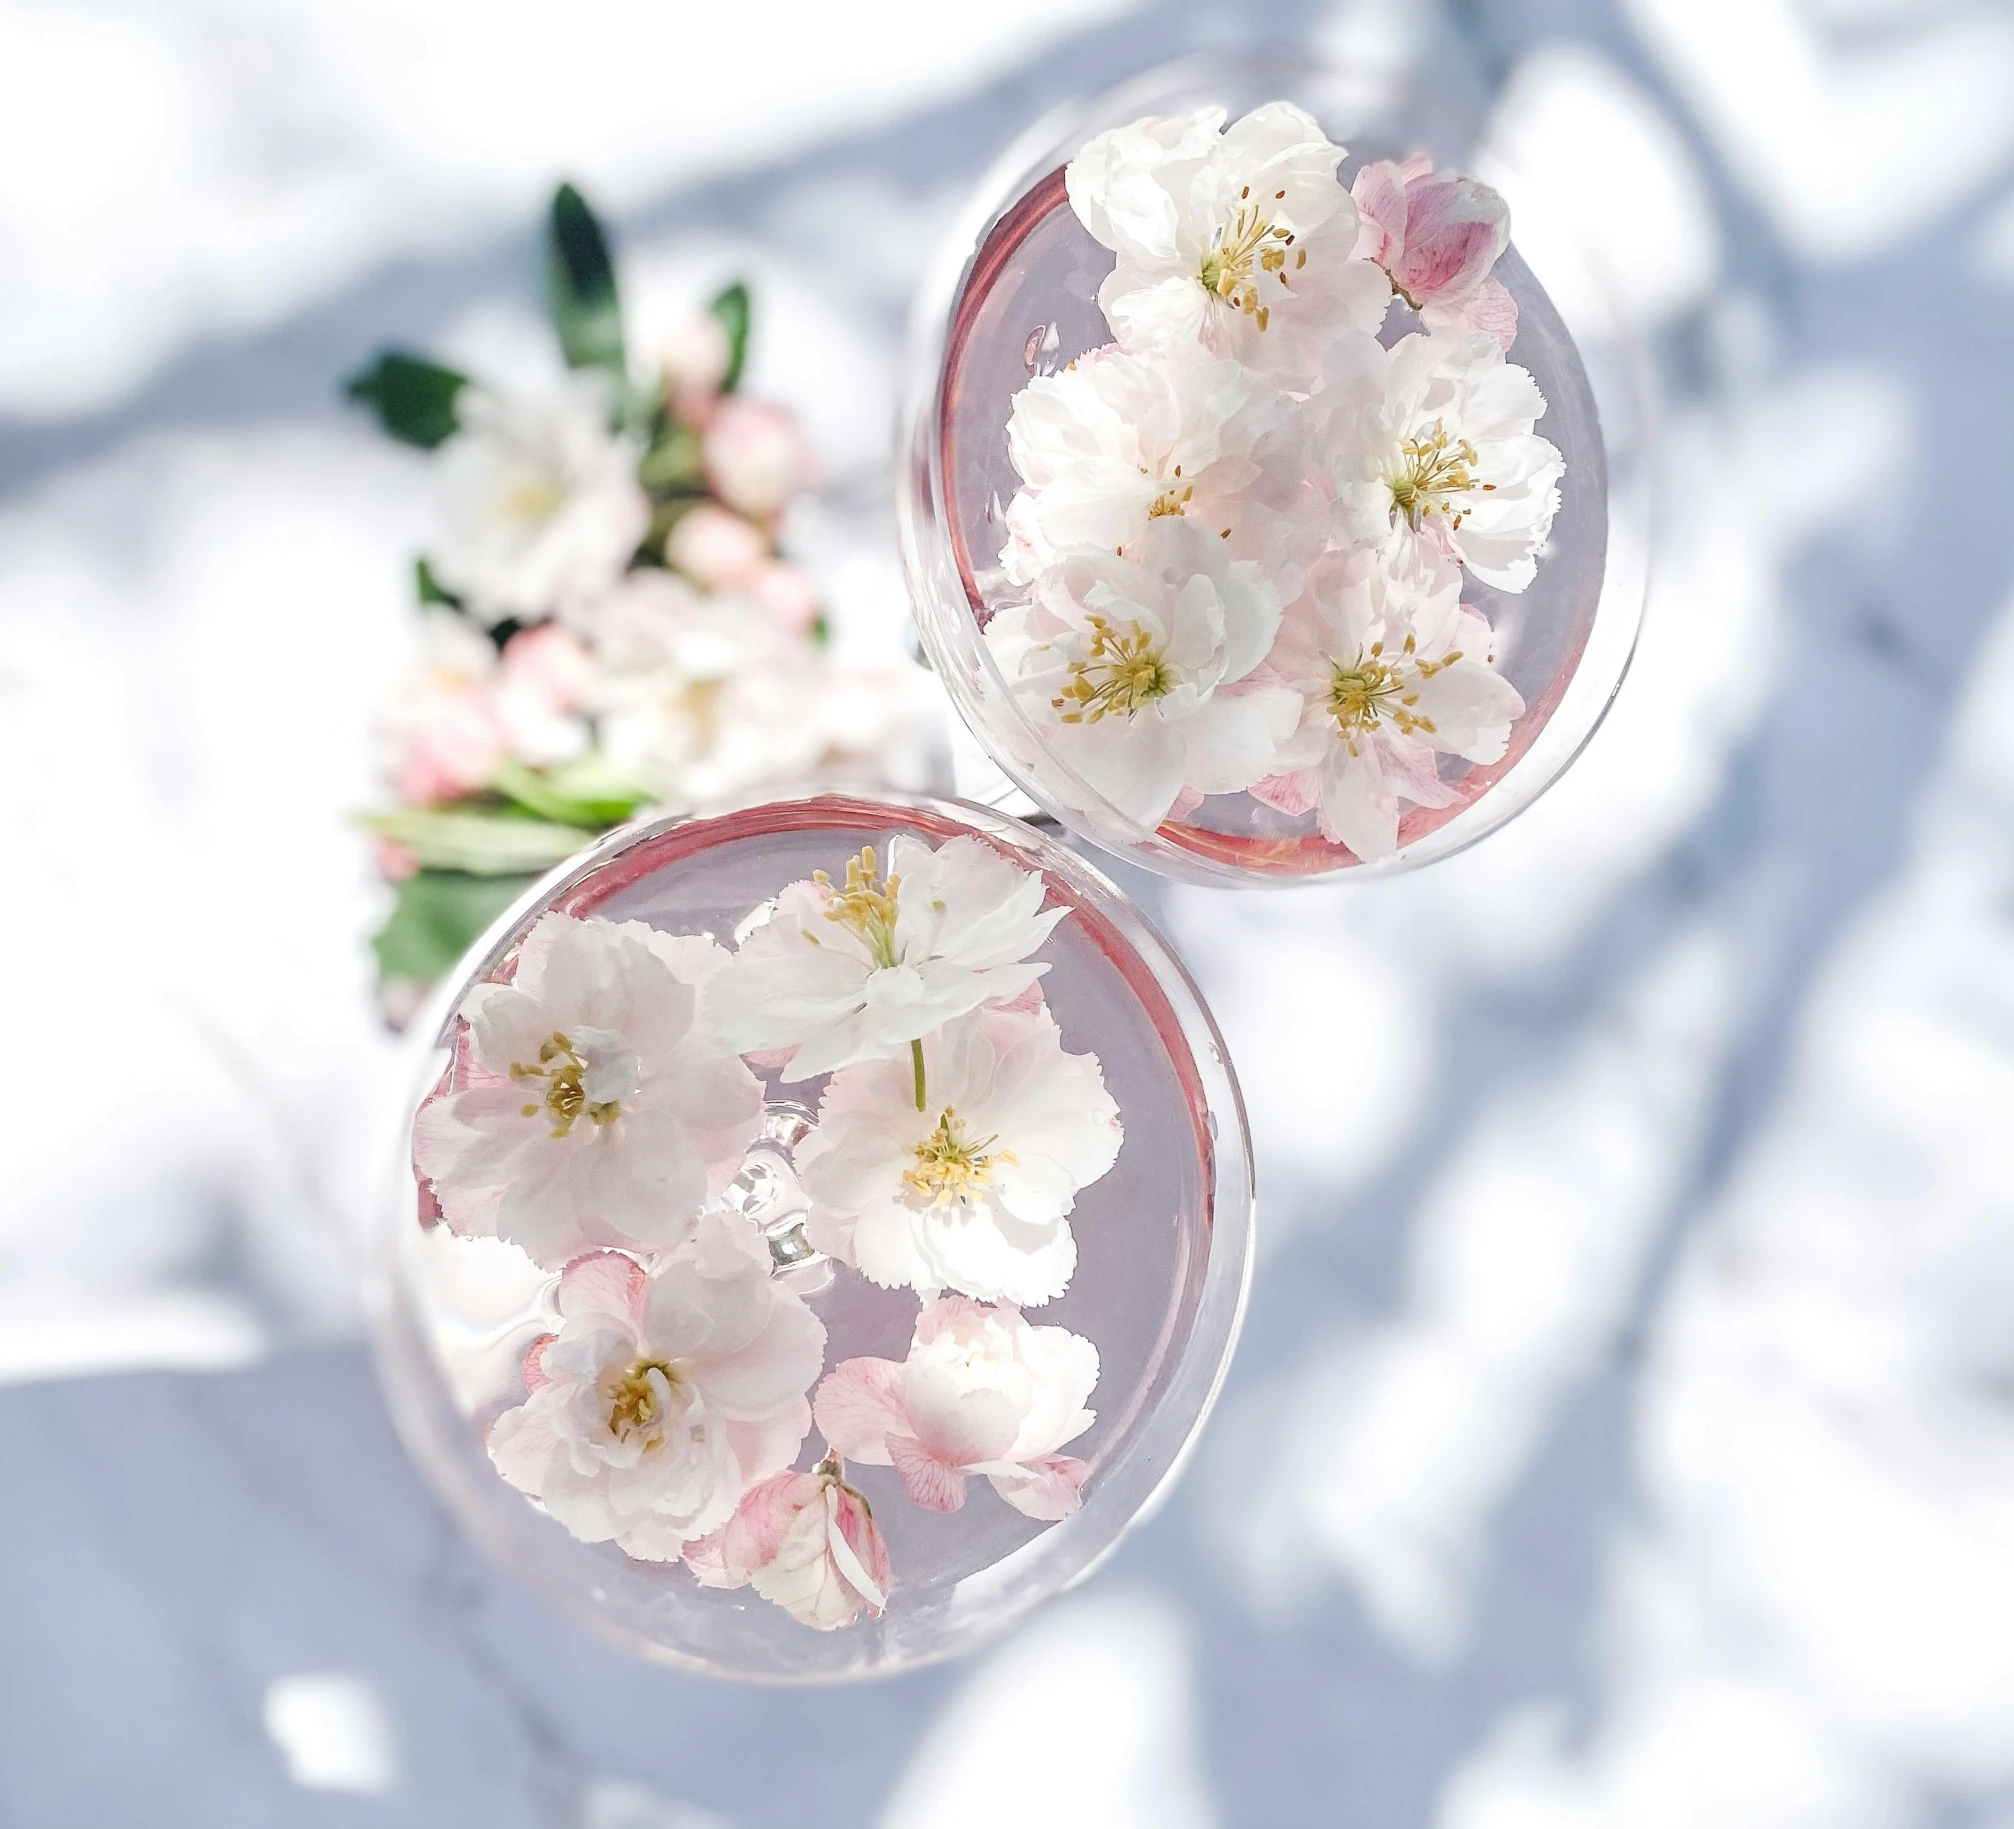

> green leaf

[
  {"left": 708, "top": 280, "right": 750, "bottom": 393},
  {"left": 415, "top": 557, "right": 461, "bottom": 606},
  {"left": 547, "top": 182, "right": 625, "bottom": 377},
  {"left": 637, "top": 423, "right": 704, "bottom": 496},
  {"left": 492, "top": 757, "right": 644, "bottom": 830},
  {"left": 345, "top": 350, "right": 468, "bottom": 448},
  {"left": 362, "top": 807, "right": 591, "bottom": 874},
  {"left": 372, "top": 868, "right": 537, "bottom": 985}
]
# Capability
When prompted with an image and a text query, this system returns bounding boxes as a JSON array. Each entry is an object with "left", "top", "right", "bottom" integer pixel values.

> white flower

[
  {"left": 815, "top": 1297, "right": 1097, "bottom": 1521},
  {"left": 796, "top": 1005, "right": 1121, "bottom": 1306},
  {"left": 1000, "top": 343, "right": 1315, "bottom": 593},
  {"left": 1320, "top": 330, "right": 1564, "bottom": 593},
  {"left": 1257, "top": 543, "right": 1525, "bottom": 861},
  {"left": 989, "top": 517, "right": 1300, "bottom": 829},
  {"left": 709, "top": 834, "right": 1065, "bottom": 1079},
  {"left": 431, "top": 378, "right": 649, "bottom": 625},
  {"left": 580, "top": 569, "right": 826, "bottom": 806},
  {"left": 685, "top": 1453, "right": 892, "bottom": 1631},
  {"left": 487, "top": 1225, "right": 825, "bottom": 1560},
  {"left": 413, "top": 912, "right": 763, "bottom": 1267},
  {"left": 702, "top": 396, "right": 814, "bottom": 522},
  {"left": 380, "top": 610, "right": 509, "bottom": 803},
  {"left": 1067, "top": 102, "right": 1389, "bottom": 384}
]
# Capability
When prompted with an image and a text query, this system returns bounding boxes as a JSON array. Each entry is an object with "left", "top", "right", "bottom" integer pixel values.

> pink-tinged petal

[
  {"left": 1422, "top": 277, "right": 1519, "bottom": 352},
  {"left": 888, "top": 1434, "right": 970, "bottom": 1512},
  {"left": 725, "top": 1470, "right": 818, "bottom": 1570},
  {"left": 521, "top": 1333, "right": 558, "bottom": 1392},
  {"left": 813, "top": 1357, "right": 909, "bottom": 1465},
  {"left": 985, "top": 978, "right": 1049, "bottom": 1017},
  {"left": 554, "top": 1250, "right": 647, "bottom": 1329},
  {"left": 1349, "top": 159, "right": 1408, "bottom": 265},
  {"left": 741, "top": 1045, "right": 798, "bottom": 1075},
  {"left": 680, "top": 1524, "right": 743, "bottom": 1589},
  {"left": 988, "top": 1454, "right": 1089, "bottom": 1522},
  {"left": 1398, "top": 173, "right": 1510, "bottom": 303},
  {"left": 1166, "top": 784, "right": 1206, "bottom": 822},
  {"left": 1249, "top": 768, "right": 1322, "bottom": 817},
  {"left": 901, "top": 1365, "right": 1022, "bottom": 1467},
  {"left": 826, "top": 1484, "right": 890, "bottom": 1615}
]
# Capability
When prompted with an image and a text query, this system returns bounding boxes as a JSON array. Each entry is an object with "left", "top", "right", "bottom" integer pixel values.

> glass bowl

[
  {"left": 367, "top": 788, "right": 1253, "bottom": 1681},
  {"left": 897, "top": 52, "right": 1653, "bottom": 885}
]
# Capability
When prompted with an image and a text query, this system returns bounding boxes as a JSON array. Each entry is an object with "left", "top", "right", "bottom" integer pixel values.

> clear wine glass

[
  {"left": 897, "top": 51, "right": 1653, "bottom": 885},
  {"left": 369, "top": 788, "right": 1254, "bottom": 1681}
]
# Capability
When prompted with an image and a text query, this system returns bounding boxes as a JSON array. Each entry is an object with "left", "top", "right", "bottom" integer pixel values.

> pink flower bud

[
  {"left": 666, "top": 503, "right": 769, "bottom": 590},
  {"left": 1351, "top": 155, "right": 1516, "bottom": 348},
  {"left": 687, "top": 1457, "right": 893, "bottom": 1631},
  {"left": 702, "top": 396, "right": 814, "bottom": 522},
  {"left": 661, "top": 312, "right": 732, "bottom": 425}
]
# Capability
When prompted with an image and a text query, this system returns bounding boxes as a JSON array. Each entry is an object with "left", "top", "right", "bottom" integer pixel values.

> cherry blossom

[
  {"left": 796, "top": 1004, "right": 1122, "bottom": 1306},
  {"left": 988, "top": 517, "right": 1300, "bottom": 829},
  {"left": 413, "top": 912, "right": 763, "bottom": 1266},
  {"left": 1255, "top": 542, "right": 1524, "bottom": 860},
  {"left": 686, "top": 1452, "right": 892, "bottom": 1631},
  {"left": 814, "top": 1296, "right": 1098, "bottom": 1521},
  {"left": 1000, "top": 342, "right": 1315, "bottom": 593},
  {"left": 709, "top": 835, "right": 1065, "bottom": 1080},
  {"left": 579, "top": 569, "right": 828, "bottom": 806},
  {"left": 431, "top": 379, "right": 649, "bottom": 625},
  {"left": 1352, "top": 154, "right": 1518, "bottom": 349},
  {"left": 487, "top": 1224, "right": 825, "bottom": 1561},
  {"left": 381, "top": 611, "right": 509, "bottom": 805},
  {"left": 1067, "top": 101, "right": 1388, "bottom": 385},
  {"left": 1320, "top": 330, "right": 1565, "bottom": 593}
]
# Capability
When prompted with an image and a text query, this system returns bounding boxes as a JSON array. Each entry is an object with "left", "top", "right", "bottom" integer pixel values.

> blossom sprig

[
  {"left": 349, "top": 183, "right": 913, "bottom": 1019},
  {"left": 989, "top": 104, "right": 1562, "bottom": 862},
  {"left": 414, "top": 833, "right": 1120, "bottom": 1632}
]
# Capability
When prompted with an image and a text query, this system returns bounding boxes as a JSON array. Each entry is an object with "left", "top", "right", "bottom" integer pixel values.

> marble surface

[{"left": 4, "top": 0, "right": 2014, "bottom": 1822}]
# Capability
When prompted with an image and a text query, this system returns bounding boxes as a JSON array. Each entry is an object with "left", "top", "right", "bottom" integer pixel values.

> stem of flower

[{"left": 911, "top": 1037, "right": 927, "bottom": 1112}]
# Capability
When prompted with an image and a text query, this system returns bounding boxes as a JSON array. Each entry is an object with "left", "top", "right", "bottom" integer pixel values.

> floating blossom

[
  {"left": 1351, "top": 155, "right": 1518, "bottom": 350},
  {"left": 989, "top": 518, "right": 1299, "bottom": 829},
  {"left": 1000, "top": 343, "right": 1315, "bottom": 592},
  {"left": 1255, "top": 543, "right": 1524, "bottom": 860},
  {"left": 580, "top": 568, "right": 827, "bottom": 806},
  {"left": 431, "top": 379, "right": 649, "bottom": 625},
  {"left": 703, "top": 396, "right": 815, "bottom": 523},
  {"left": 1321, "top": 331, "right": 1564, "bottom": 593},
  {"left": 797, "top": 1005, "right": 1122, "bottom": 1306},
  {"left": 816, "top": 1297, "right": 1098, "bottom": 1520},
  {"left": 686, "top": 1452, "right": 892, "bottom": 1630},
  {"left": 709, "top": 835, "right": 1065, "bottom": 1080},
  {"left": 413, "top": 912, "right": 763, "bottom": 1266},
  {"left": 1067, "top": 102, "right": 1388, "bottom": 384},
  {"left": 487, "top": 1225, "right": 826, "bottom": 1560}
]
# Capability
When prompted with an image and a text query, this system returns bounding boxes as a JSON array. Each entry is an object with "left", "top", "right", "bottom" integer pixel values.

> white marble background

[{"left": 3, "top": 0, "right": 2014, "bottom": 1822}]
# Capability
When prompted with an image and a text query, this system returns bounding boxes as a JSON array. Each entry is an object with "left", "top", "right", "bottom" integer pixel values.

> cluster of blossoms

[
  {"left": 351, "top": 185, "right": 916, "bottom": 1018},
  {"left": 412, "top": 831, "right": 1121, "bottom": 1631},
  {"left": 988, "top": 105, "right": 1563, "bottom": 861}
]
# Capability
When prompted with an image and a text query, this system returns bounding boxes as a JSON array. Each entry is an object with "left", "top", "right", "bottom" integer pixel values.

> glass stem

[{"left": 911, "top": 1037, "right": 927, "bottom": 1112}]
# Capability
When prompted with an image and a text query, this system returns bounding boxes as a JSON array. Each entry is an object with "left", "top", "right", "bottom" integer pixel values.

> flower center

[
  {"left": 1197, "top": 187, "right": 1308, "bottom": 332},
  {"left": 812, "top": 847, "right": 903, "bottom": 969},
  {"left": 606, "top": 1358, "right": 678, "bottom": 1447},
  {"left": 1051, "top": 615, "right": 1173, "bottom": 724},
  {"left": 1326, "top": 636, "right": 1460, "bottom": 755},
  {"left": 903, "top": 1108, "right": 1015, "bottom": 1206},
  {"left": 1388, "top": 419, "right": 1488, "bottom": 530},
  {"left": 512, "top": 1031, "right": 622, "bottom": 1136},
  {"left": 503, "top": 473, "right": 566, "bottom": 525}
]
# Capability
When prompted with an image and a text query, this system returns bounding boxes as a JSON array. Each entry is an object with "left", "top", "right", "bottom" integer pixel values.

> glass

[
  {"left": 367, "top": 788, "right": 1254, "bottom": 1681},
  {"left": 897, "top": 52, "right": 1654, "bottom": 885}
]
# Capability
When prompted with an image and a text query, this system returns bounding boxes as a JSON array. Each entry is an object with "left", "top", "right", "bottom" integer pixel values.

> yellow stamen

[
  {"left": 1326, "top": 635, "right": 1461, "bottom": 756},
  {"left": 606, "top": 1358, "right": 678, "bottom": 1447},
  {"left": 1388, "top": 418, "right": 1482, "bottom": 531},
  {"left": 902, "top": 1108, "right": 1016, "bottom": 1206},
  {"left": 1050, "top": 614, "right": 1173, "bottom": 724},
  {"left": 814, "top": 847, "right": 903, "bottom": 968},
  {"left": 510, "top": 1031, "right": 621, "bottom": 1137},
  {"left": 1197, "top": 202, "right": 1303, "bottom": 327}
]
